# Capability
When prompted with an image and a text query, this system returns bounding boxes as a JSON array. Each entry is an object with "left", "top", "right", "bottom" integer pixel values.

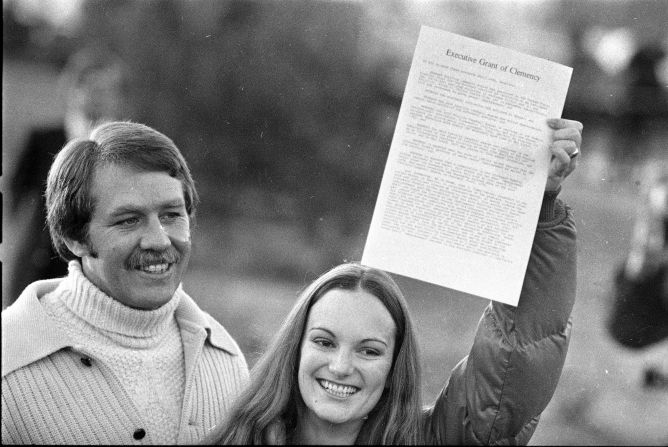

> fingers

[
  {"left": 550, "top": 140, "right": 572, "bottom": 166},
  {"left": 547, "top": 118, "right": 583, "bottom": 132},
  {"left": 549, "top": 145, "right": 577, "bottom": 180},
  {"left": 547, "top": 149, "right": 578, "bottom": 192},
  {"left": 545, "top": 118, "right": 583, "bottom": 191},
  {"left": 550, "top": 138, "right": 579, "bottom": 161},
  {"left": 547, "top": 118, "right": 582, "bottom": 159},
  {"left": 552, "top": 126, "right": 582, "bottom": 150}
]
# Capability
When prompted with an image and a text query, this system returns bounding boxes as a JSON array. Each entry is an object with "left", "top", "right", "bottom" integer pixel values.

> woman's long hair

[{"left": 210, "top": 263, "right": 424, "bottom": 445}]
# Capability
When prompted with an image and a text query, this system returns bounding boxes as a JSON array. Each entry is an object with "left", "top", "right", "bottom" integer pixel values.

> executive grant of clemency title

[{"left": 444, "top": 48, "right": 540, "bottom": 81}]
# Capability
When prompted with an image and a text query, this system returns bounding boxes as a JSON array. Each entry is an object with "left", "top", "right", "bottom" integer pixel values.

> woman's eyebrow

[
  {"left": 360, "top": 338, "right": 388, "bottom": 347},
  {"left": 308, "top": 327, "right": 336, "bottom": 337},
  {"left": 308, "top": 327, "right": 389, "bottom": 347}
]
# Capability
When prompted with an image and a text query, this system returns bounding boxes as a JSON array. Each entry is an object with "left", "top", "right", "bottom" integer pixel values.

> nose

[
  {"left": 139, "top": 216, "right": 171, "bottom": 251},
  {"left": 328, "top": 348, "right": 354, "bottom": 377}
]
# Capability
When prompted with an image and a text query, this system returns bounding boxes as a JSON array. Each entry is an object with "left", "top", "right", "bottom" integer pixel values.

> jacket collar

[
  {"left": 2, "top": 279, "right": 241, "bottom": 378},
  {"left": 1, "top": 279, "right": 70, "bottom": 378},
  {"left": 172, "top": 286, "right": 242, "bottom": 356}
]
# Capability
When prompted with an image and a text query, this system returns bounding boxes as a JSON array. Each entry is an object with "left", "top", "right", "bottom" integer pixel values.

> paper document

[{"left": 361, "top": 26, "right": 572, "bottom": 306}]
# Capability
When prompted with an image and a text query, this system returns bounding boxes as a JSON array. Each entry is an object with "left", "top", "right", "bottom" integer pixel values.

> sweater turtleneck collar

[{"left": 56, "top": 260, "right": 181, "bottom": 338}]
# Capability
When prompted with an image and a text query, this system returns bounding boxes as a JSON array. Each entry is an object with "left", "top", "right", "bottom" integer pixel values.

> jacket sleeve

[{"left": 423, "top": 190, "right": 577, "bottom": 445}]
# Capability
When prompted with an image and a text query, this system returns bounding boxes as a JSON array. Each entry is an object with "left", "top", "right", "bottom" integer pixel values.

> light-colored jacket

[{"left": 1, "top": 281, "right": 250, "bottom": 444}]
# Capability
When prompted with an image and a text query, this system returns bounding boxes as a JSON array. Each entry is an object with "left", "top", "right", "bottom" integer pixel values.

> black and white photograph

[{"left": 2, "top": 0, "right": 667, "bottom": 445}]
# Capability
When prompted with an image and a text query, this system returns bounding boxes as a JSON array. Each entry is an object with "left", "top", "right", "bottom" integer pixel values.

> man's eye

[
  {"left": 161, "top": 212, "right": 184, "bottom": 221},
  {"left": 116, "top": 217, "right": 139, "bottom": 226}
]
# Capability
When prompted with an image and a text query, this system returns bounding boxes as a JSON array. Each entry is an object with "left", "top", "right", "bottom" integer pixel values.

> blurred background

[{"left": 2, "top": 0, "right": 667, "bottom": 444}]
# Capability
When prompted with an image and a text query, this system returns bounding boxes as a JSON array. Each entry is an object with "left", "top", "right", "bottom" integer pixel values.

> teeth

[
  {"left": 318, "top": 379, "right": 358, "bottom": 397},
  {"left": 141, "top": 263, "right": 169, "bottom": 274}
]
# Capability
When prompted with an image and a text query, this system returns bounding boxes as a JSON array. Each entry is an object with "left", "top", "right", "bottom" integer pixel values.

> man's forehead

[{"left": 90, "top": 164, "right": 186, "bottom": 209}]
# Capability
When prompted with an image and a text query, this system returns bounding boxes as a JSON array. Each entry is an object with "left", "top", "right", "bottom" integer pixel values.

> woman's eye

[
  {"left": 313, "top": 338, "right": 334, "bottom": 348},
  {"left": 360, "top": 348, "right": 381, "bottom": 357}
]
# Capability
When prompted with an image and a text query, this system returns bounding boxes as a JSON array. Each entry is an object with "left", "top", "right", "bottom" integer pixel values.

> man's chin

[
  {"left": 123, "top": 289, "right": 177, "bottom": 310},
  {"left": 123, "top": 274, "right": 182, "bottom": 309}
]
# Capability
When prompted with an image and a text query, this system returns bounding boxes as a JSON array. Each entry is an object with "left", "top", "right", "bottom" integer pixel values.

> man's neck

[{"left": 58, "top": 260, "right": 180, "bottom": 339}]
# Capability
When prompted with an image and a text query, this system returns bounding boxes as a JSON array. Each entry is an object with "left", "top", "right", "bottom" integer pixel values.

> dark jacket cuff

[{"left": 538, "top": 187, "right": 561, "bottom": 223}]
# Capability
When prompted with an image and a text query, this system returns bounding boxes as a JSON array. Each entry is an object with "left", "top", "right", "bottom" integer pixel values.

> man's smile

[{"left": 136, "top": 262, "right": 172, "bottom": 275}]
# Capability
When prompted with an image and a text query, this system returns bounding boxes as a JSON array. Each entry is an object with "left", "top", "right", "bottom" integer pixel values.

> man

[{"left": 2, "top": 121, "right": 249, "bottom": 444}]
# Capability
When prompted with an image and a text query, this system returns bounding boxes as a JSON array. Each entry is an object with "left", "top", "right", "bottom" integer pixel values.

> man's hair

[
  {"left": 46, "top": 121, "right": 199, "bottom": 261},
  {"left": 211, "top": 263, "right": 424, "bottom": 445}
]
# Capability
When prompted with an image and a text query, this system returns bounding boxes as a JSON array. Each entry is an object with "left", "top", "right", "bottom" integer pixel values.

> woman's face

[{"left": 298, "top": 287, "right": 396, "bottom": 429}]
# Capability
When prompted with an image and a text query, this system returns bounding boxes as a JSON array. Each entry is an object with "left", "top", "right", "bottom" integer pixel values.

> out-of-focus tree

[
  {"left": 3, "top": 0, "right": 78, "bottom": 66},
  {"left": 70, "top": 0, "right": 409, "bottom": 276},
  {"left": 3, "top": 1, "right": 31, "bottom": 57},
  {"left": 14, "top": 0, "right": 664, "bottom": 277}
]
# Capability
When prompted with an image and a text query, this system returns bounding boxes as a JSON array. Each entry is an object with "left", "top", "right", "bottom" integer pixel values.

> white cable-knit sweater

[
  {"left": 2, "top": 261, "right": 250, "bottom": 444},
  {"left": 41, "top": 263, "right": 186, "bottom": 444}
]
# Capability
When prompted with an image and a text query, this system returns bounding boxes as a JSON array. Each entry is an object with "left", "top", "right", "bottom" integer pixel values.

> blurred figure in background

[
  {"left": 588, "top": 165, "right": 668, "bottom": 445},
  {"left": 6, "top": 43, "right": 132, "bottom": 306},
  {"left": 609, "top": 164, "right": 668, "bottom": 369},
  {"left": 624, "top": 43, "right": 668, "bottom": 133},
  {"left": 615, "top": 42, "right": 668, "bottom": 165}
]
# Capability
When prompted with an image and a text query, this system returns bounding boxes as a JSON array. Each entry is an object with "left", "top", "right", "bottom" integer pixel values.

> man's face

[{"left": 71, "top": 163, "right": 191, "bottom": 310}]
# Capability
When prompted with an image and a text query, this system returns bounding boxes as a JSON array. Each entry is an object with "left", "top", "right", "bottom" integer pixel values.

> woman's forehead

[{"left": 306, "top": 288, "right": 397, "bottom": 343}]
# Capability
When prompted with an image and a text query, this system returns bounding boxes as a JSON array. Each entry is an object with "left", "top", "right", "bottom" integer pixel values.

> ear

[{"left": 64, "top": 238, "right": 92, "bottom": 258}]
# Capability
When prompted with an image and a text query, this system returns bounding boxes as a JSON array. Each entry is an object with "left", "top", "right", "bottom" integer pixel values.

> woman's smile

[{"left": 317, "top": 379, "right": 360, "bottom": 398}]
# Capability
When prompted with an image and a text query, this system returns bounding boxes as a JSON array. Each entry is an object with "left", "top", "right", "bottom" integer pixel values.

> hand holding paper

[{"left": 546, "top": 118, "right": 583, "bottom": 191}]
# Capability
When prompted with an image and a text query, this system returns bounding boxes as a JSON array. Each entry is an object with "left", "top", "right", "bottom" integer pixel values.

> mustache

[{"left": 125, "top": 247, "right": 181, "bottom": 270}]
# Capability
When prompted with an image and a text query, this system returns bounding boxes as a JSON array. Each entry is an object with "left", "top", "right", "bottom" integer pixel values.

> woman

[
  {"left": 213, "top": 264, "right": 423, "bottom": 444},
  {"left": 207, "top": 118, "right": 582, "bottom": 445}
]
